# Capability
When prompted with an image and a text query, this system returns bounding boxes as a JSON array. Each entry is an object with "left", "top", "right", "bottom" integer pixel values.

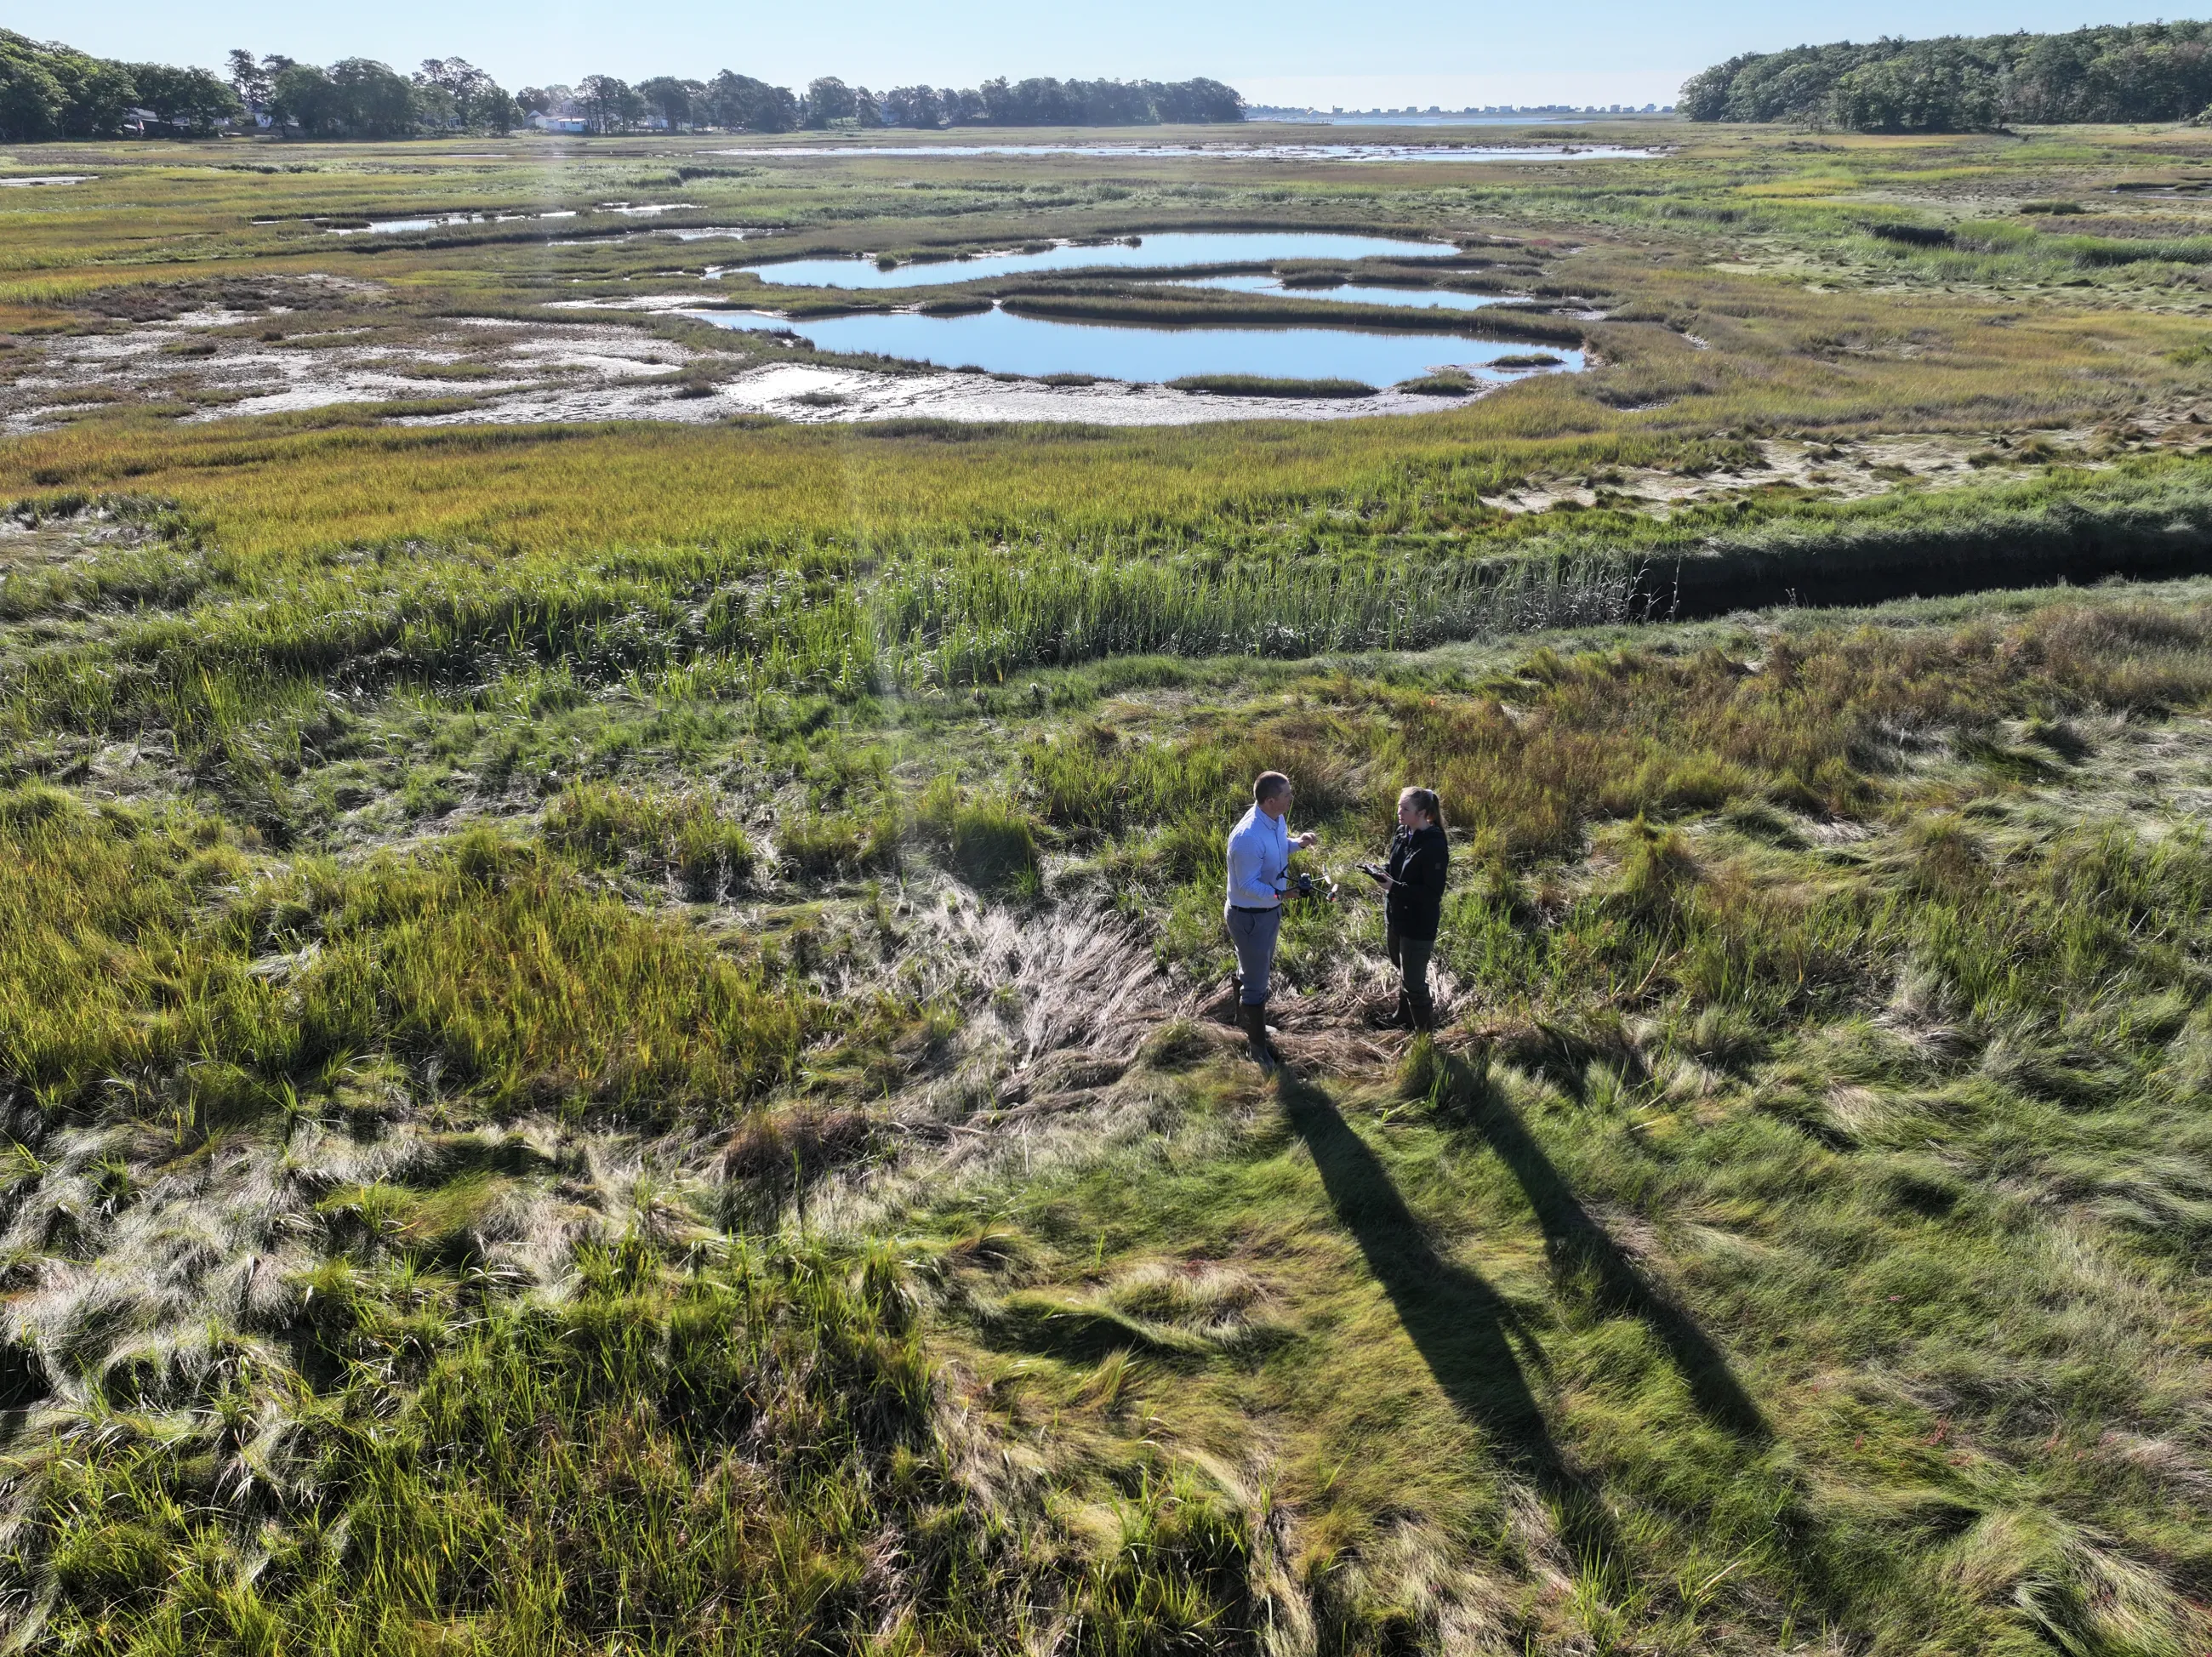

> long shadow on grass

[
  {"left": 1280, "top": 1077, "right": 1622, "bottom": 1572},
  {"left": 1429, "top": 1053, "right": 1770, "bottom": 1440},
  {"left": 1419, "top": 1052, "right": 1863, "bottom": 1633}
]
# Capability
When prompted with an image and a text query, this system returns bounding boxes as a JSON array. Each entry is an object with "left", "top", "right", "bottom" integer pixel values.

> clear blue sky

[{"left": 23, "top": 1, "right": 2185, "bottom": 108}]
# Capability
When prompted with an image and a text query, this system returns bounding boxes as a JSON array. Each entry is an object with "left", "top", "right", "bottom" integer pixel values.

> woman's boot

[
  {"left": 1407, "top": 984, "right": 1436, "bottom": 1032},
  {"left": 1367, "top": 990, "right": 1413, "bottom": 1030}
]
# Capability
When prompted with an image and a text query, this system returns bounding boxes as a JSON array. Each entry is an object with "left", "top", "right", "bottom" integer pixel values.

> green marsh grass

[
  {"left": 544, "top": 781, "right": 758, "bottom": 898},
  {"left": 21, "top": 446, "right": 2212, "bottom": 766},
  {"left": 4, "top": 1233, "right": 1152, "bottom": 1655},
  {"left": 9, "top": 588, "right": 2212, "bottom": 1651}
]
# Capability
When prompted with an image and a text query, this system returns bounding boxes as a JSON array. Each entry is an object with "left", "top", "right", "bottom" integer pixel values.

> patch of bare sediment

[
  {"left": 1474, "top": 417, "right": 2212, "bottom": 517},
  {"left": 0, "top": 302, "right": 733, "bottom": 435},
  {"left": 644, "top": 361, "right": 1513, "bottom": 426}
]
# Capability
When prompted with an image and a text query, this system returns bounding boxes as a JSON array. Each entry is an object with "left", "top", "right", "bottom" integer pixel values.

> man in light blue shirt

[{"left": 1224, "top": 770, "right": 1317, "bottom": 1066}]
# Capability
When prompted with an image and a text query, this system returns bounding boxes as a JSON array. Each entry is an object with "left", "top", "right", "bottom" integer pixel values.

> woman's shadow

[{"left": 1279, "top": 1076, "right": 1624, "bottom": 1572}]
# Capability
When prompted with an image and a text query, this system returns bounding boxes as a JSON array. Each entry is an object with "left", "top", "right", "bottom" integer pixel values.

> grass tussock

[
  {"left": 544, "top": 780, "right": 757, "bottom": 897},
  {"left": 1166, "top": 374, "right": 1377, "bottom": 398}
]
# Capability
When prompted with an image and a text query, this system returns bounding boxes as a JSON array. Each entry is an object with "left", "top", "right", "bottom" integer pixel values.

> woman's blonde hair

[{"left": 1400, "top": 785, "right": 1445, "bottom": 828}]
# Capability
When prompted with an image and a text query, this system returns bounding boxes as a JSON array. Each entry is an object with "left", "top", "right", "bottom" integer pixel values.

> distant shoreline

[{"left": 1245, "top": 110, "right": 1675, "bottom": 125}]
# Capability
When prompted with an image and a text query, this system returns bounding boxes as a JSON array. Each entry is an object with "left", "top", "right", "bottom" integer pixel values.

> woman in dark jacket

[{"left": 1377, "top": 785, "right": 1448, "bottom": 1030}]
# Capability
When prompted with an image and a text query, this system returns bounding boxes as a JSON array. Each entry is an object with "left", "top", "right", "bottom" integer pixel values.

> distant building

[{"left": 529, "top": 111, "right": 589, "bottom": 134}]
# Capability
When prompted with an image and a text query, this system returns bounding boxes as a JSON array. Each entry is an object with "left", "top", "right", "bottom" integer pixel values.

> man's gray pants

[{"left": 1225, "top": 905, "right": 1282, "bottom": 1005}]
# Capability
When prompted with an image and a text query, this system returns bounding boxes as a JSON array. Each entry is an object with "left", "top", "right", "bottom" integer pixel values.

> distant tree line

[
  {"left": 1684, "top": 20, "right": 2212, "bottom": 132},
  {"left": 0, "top": 28, "right": 239, "bottom": 140},
  {"left": 520, "top": 73, "right": 1244, "bottom": 134},
  {"left": 0, "top": 32, "right": 516, "bottom": 140},
  {"left": 229, "top": 52, "right": 517, "bottom": 139},
  {"left": 0, "top": 29, "right": 1240, "bottom": 142}
]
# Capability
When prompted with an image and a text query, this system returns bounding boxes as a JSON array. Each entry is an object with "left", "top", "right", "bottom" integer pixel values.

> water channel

[{"left": 734, "top": 231, "right": 1458, "bottom": 288}]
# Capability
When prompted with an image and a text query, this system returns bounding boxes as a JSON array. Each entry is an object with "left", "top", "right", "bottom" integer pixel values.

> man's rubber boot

[{"left": 1240, "top": 1003, "right": 1278, "bottom": 1068}]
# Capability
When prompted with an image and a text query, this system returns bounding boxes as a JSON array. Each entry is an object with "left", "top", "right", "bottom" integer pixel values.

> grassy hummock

[
  {"left": 1166, "top": 373, "right": 1377, "bottom": 397},
  {"left": 1397, "top": 370, "right": 1477, "bottom": 395}
]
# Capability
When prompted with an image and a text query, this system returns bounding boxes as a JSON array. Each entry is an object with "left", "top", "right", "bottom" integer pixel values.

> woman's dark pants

[{"left": 1388, "top": 925, "right": 1435, "bottom": 1028}]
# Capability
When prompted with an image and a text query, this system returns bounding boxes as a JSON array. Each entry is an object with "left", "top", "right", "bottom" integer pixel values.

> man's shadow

[
  {"left": 1426, "top": 1051, "right": 1770, "bottom": 1441},
  {"left": 1280, "top": 1077, "right": 1622, "bottom": 1574}
]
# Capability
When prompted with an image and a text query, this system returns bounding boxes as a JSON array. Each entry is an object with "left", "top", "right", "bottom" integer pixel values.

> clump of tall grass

[
  {"left": 911, "top": 777, "right": 1041, "bottom": 895},
  {"left": 776, "top": 807, "right": 901, "bottom": 880},
  {"left": 0, "top": 796, "right": 892, "bottom": 1124},
  {"left": 544, "top": 780, "right": 756, "bottom": 898},
  {"left": 286, "top": 831, "right": 813, "bottom": 1115},
  {"left": 0, "top": 787, "right": 245, "bottom": 1109}
]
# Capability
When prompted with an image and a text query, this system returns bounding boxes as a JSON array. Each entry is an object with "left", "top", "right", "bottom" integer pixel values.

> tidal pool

[
  {"left": 736, "top": 231, "right": 1457, "bottom": 289},
  {"left": 690, "top": 305, "right": 1579, "bottom": 385},
  {"left": 1153, "top": 276, "right": 1520, "bottom": 310},
  {"left": 326, "top": 209, "right": 579, "bottom": 235}
]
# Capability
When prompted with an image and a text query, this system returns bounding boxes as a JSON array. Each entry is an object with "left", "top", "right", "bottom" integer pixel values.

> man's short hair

[{"left": 1253, "top": 771, "right": 1291, "bottom": 806}]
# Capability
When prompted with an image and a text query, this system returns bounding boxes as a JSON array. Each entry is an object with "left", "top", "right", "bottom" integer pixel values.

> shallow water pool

[
  {"left": 690, "top": 305, "right": 1579, "bottom": 386},
  {"left": 326, "top": 209, "right": 579, "bottom": 236},
  {"left": 736, "top": 231, "right": 1457, "bottom": 289}
]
